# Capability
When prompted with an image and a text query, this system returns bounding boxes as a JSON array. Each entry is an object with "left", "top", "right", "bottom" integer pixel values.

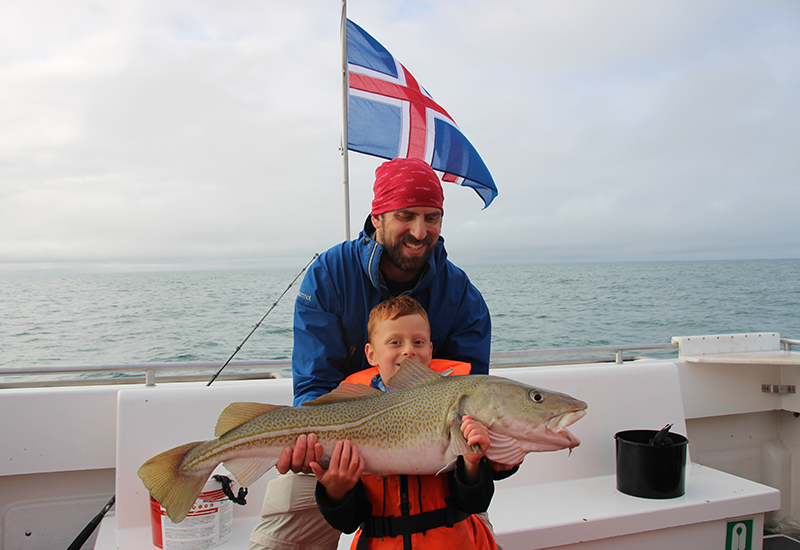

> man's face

[{"left": 372, "top": 207, "right": 442, "bottom": 275}]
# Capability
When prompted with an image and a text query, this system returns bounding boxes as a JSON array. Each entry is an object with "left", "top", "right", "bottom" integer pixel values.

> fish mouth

[
  {"left": 545, "top": 409, "right": 586, "bottom": 450},
  {"left": 523, "top": 409, "right": 586, "bottom": 453},
  {"left": 485, "top": 408, "right": 587, "bottom": 465}
]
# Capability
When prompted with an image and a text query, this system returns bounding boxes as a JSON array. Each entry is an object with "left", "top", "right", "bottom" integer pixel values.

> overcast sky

[{"left": 2, "top": 0, "right": 798, "bottom": 273}]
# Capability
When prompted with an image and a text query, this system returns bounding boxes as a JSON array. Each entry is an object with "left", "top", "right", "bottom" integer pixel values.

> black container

[{"left": 615, "top": 429, "right": 688, "bottom": 499}]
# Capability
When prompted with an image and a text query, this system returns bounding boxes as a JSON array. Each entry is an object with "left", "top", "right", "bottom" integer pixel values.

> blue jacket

[{"left": 291, "top": 220, "right": 491, "bottom": 405}]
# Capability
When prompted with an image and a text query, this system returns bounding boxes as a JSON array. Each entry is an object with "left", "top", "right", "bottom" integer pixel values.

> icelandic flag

[{"left": 346, "top": 19, "right": 498, "bottom": 208}]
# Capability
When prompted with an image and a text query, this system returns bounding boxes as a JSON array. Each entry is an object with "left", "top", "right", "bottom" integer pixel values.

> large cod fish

[{"left": 138, "top": 359, "right": 587, "bottom": 523}]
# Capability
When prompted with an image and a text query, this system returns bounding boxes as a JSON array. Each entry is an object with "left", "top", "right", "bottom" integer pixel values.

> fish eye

[{"left": 529, "top": 390, "right": 545, "bottom": 403}]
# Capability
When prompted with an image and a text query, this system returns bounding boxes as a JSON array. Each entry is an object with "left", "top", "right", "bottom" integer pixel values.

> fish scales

[
  {"left": 138, "top": 359, "right": 587, "bottom": 523},
  {"left": 186, "top": 381, "right": 455, "bottom": 472}
]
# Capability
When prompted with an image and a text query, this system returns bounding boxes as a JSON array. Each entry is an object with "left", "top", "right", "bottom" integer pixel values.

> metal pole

[{"left": 341, "top": 0, "right": 351, "bottom": 241}]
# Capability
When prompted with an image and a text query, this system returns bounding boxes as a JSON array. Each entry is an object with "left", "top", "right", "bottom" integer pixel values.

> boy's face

[{"left": 365, "top": 313, "right": 433, "bottom": 382}]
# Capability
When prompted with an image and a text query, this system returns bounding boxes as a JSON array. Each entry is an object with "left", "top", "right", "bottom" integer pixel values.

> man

[{"left": 249, "top": 157, "right": 491, "bottom": 550}]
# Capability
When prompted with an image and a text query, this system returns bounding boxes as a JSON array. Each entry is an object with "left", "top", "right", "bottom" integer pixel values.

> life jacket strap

[{"left": 360, "top": 499, "right": 471, "bottom": 539}]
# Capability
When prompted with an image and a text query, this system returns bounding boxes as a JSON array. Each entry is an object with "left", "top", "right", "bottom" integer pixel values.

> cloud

[{"left": 1, "top": 0, "right": 799, "bottom": 272}]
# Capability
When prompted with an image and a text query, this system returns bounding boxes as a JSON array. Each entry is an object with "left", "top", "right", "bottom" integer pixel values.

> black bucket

[{"left": 615, "top": 429, "right": 688, "bottom": 499}]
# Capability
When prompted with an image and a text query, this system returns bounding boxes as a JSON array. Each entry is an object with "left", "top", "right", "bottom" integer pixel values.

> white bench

[
  {"left": 96, "top": 362, "right": 779, "bottom": 550},
  {"left": 96, "top": 378, "right": 295, "bottom": 549},
  {"left": 486, "top": 361, "right": 780, "bottom": 550}
]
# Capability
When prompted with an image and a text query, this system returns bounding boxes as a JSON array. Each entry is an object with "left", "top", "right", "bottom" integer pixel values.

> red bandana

[{"left": 371, "top": 158, "right": 444, "bottom": 216}]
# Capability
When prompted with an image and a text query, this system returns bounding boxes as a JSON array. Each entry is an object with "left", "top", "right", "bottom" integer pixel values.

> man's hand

[
  {"left": 311, "top": 440, "right": 364, "bottom": 503},
  {"left": 276, "top": 433, "right": 324, "bottom": 475}
]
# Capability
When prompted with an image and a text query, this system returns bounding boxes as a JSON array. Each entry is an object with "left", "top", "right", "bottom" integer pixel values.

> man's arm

[
  {"left": 291, "top": 259, "right": 351, "bottom": 406},
  {"left": 435, "top": 279, "right": 492, "bottom": 374},
  {"left": 282, "top": 256, "right": 355, "bottom": 472}
]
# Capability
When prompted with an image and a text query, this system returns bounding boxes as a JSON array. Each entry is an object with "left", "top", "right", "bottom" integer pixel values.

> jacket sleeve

[
  {"left": 291, "top": 258, "right": 352, "bottom": 406},
  {"left": 437, "top": 279, "right": 492, "bottom": 375},
  {"left": 491, "top": 464, "right": 519, "bottom": 481},
  {"left": 315, "top": 479, "right": 371, "bottom": 534},
  {"left": 448, "top": 456, "right": 495, "bottom": 514}
]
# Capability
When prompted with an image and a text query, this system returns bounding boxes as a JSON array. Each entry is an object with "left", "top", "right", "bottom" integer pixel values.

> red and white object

[{"left": 150, "top": 473, "right": 233, "bottom": 549}]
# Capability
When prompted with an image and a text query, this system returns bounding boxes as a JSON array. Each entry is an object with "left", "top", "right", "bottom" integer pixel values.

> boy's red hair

[{"left": 367, "top": 295, "right": 430, "bottom": 343}]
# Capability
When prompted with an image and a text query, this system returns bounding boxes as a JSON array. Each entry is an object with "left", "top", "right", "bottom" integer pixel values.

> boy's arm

[
  {"left": 449, "top": 456, "right": 495, "bottom": 514},
  {"left": 460, "top": 415, "right": 491, "bottom": 484},
  {"left": 448, "top": 415, "right": 495, "bottom": 514},
  {"left": 315, "top": 478, "right": 370, "bottom": 534},
  {"left": 312, "top": 441, "right": 369, "bottom": 534}
]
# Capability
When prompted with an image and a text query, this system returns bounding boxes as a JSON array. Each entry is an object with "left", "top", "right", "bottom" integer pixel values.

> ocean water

[{"left": 1, "top": 259, "right": 799, "bottom": 374}]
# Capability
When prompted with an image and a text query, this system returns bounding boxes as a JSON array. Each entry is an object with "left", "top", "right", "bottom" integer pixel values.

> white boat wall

[{"left": 1, "top": 332, "right": 798, "bottom": 550}]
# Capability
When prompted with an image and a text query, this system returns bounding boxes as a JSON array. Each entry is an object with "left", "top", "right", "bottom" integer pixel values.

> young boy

[{"left": 310, "top": 295, "right": 498, "bottom": 550}]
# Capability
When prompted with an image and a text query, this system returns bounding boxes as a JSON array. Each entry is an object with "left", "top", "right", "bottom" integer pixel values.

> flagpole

[{"left": 340, "top": 0, "right": 351, "bottom": 241}]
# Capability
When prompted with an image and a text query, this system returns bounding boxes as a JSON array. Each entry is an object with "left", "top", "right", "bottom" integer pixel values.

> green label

[{"left": 726, "top": 519, "right": 753, "bottom": 550}]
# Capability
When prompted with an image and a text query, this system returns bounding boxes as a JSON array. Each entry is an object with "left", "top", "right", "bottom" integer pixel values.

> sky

[{"left": 1, "top": 0, "right": 799, "bottom": 273}]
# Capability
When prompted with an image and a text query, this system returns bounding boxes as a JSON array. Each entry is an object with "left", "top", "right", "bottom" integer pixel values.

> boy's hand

[
  {"left": 276, "top": 433, "right": 324, "bottom": 475},
  {"left": 311, "top": 440, "right": 364, "bottom": 503},
  {"left": 460, "top": 415, "right": 490, "bottom": 483}
]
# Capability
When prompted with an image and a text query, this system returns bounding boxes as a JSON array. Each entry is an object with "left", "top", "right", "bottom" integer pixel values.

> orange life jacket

[
  {"left": 343, "top": 360, "right": 497, "bottom": 550},
  {"left": 342, "top": 358, "right": 472, "bottom": 386}
]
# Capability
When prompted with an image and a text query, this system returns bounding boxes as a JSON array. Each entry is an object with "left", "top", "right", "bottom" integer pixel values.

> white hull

[{"left": 1, "top": 332, "right": 798, "bottom": 549}]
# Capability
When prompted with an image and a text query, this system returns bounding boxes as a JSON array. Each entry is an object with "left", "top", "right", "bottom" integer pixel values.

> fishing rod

[
  {"left": 207, "top": 252, "right": 319, "bottom": 386},
  {"left": 65, "top": 253, "right": 319, "bottom": 550},
  {"left": 65, "top": 495, "right": 116, "bottom": 550}
]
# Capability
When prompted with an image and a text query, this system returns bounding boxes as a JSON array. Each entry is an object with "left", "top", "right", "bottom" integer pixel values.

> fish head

[{"left": 464, "top": 377, "right": 587, "bottom": 466}]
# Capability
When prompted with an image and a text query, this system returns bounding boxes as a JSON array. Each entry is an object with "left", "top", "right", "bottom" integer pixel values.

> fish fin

[
  {"left": 303, "top": 383, "right": 383, "bottom": 405},
  {"left": 436, "top": 458, "right": 459, "bottom": 476},
  {"left": 215, "top": 402, "right": 285, "bottom": 437},
  {"left": 138, "top": 441, "right": 214, "bottom": 523},
  {"left": 385, "top": 358, "right": 443, "bottom": 392},
  {"left": 484, "top": 430, "right": 526, "bottom": 466},
  {"left": 223, "top": 456, "right": 279, "bottom": 487}
]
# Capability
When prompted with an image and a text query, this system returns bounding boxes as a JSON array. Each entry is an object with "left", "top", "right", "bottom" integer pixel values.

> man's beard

[{"left": 381, "top": 234, "right": 435, "bottom": 274}]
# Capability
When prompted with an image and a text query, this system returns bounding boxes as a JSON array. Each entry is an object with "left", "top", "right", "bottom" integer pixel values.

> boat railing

[
  {"left": 490, "top": 342, "right": 679, "bottom": 368},
  {"left": 0, "top": 342, "right": 678, "bottom": 389},
  {"left": 0, "top": 360, "right": 289, "bottom": 389},
  {"left": 1, "top": 338, "right": 796, "bottom": 389},
  {"left": 783, "top": 338, "right": 800, "bottom": 352}
]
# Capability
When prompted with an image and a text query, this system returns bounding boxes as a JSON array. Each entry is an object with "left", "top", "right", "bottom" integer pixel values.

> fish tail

[{"left": 137, "top": 441, "right": 215, "bottom": 523}]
